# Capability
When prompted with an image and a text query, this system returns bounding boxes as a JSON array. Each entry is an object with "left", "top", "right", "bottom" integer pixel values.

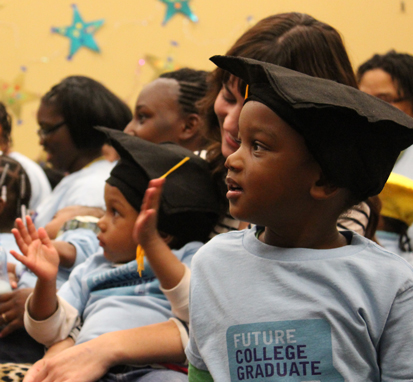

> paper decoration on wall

[
  {"left": 143, "top": 54, "right": 181, "bottom": 78},
  {"left": 160, "top": 0, "right": 198, "bottom": 25},
  {"left": 0, "top": 68, "right": 38, "bottom": 123},
  {"left": 51, "top": 4, "right": 104, "bottom": 60}
]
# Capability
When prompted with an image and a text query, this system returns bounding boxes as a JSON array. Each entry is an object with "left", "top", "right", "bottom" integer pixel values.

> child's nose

[
  {"left": 97, "top": 216, "right": 106, "bottom": 231},
  {"left": 225, "top": 150, "right": 242, "bottom": 171}
]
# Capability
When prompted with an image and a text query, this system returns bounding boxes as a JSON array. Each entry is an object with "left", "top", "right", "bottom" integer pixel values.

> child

[
  {"left": 11, "top": 128, "right": 220, "bottom": 379},
  {"left": 0, "top": 155, "right": 31, "bottom": 264},
  {"left": 0, "top": 102, "right": 51, "bottom": 211},
  {"left": 186, "top": 56, "right": 413, "bottom": 381}
]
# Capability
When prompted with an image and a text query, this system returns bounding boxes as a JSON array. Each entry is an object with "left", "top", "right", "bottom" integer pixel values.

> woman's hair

[
  {"left": 199, "top": 12, "right": 358, "bottom": 208},
  {"left": 160, "top": 68, "right": 209, "bottom": 115},
  {"left": 41, "top": 76, "right": 132, "bottom": 150},
  {"left": 357, "top": 50, "right": 413, "bottom": 102}
]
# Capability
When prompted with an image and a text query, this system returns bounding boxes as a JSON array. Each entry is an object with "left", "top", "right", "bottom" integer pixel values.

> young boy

[
  {"left": 186, "top": 56, "right": 413, "bottom": 381},
  {"left": 11, "top": 128, "right": 220, "bottom": 379}
]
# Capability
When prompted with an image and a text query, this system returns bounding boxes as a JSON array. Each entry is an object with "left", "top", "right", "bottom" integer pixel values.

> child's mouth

[{"left": 226, "top": 177, "right": 243, "bottom": 199}]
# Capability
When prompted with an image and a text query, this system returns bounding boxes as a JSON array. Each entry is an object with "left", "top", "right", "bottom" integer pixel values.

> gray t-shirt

[{"left": 187, "top": 228, "right": 413, "bottom": 381}]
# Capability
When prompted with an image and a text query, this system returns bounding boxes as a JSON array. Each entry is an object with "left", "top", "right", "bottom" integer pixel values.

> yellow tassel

[
  {"left": 136, "top": 156, "right": 190, "bottom": 275},
  {"left": 244, "top": 84, "right": 249, "bottom": 99},
  {"left": 136, "top": 245, "right": 145, "bottom": 277}
]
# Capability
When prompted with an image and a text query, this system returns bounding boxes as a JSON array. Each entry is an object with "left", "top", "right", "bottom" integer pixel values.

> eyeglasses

[{"left": 37, "top": 121, "right": 66, "bottom": 139}]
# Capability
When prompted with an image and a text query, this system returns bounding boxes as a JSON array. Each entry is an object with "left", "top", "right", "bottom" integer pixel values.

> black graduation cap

[
  {"left": 210, "top": 55, "right": 413, "bottom": 200},
  {"left": 95, "top": 126, "right": 220, "bottom": 245}
]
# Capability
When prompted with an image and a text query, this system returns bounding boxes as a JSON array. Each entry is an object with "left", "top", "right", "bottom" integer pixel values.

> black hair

[
  {"left": 0, "top": 155, "right": 31, "bottom": 231},
  {"left": 160, "top": 68, "right": 208, "bottom": 115},
  {"left": 357, "top": 50, "right": 413, "bottom": 103},
  {"left": 41, "top": 76, "right": 132, "bottom": 150},
  {"left": 381, "top": 216, "right": 412, "bottom": 252},
  {"left": 0, "top": 102, "right": 12, "bottom": 149}
]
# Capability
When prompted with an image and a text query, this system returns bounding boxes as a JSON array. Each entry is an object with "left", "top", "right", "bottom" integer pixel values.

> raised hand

[
  {"left": 133, "top": 178, "right": 165, "bottom": 247},
  {"left": 11, "top": 218, "right": 59, "bottom": 282},
  {"left": 12, "top": 216, "right": 40, "bottom": 255}
]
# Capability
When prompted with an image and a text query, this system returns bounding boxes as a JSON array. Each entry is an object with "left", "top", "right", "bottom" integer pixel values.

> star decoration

[
  {"left": 143, "top": 54, "right": 181, "bottom": 79},
  {"left": 160, "top": 0, "right": 198, "bottom": 25},
  {"left": 0, "top": 68, "right": 38, "bottom": 123},
  {"left": 51, "top": 4, "right": 104, "bottom": 60}
]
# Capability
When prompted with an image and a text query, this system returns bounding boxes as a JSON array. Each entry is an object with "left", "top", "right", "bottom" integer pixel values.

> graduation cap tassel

[{"left": 136, "top": 156, "right": 190, "bottom": 276}]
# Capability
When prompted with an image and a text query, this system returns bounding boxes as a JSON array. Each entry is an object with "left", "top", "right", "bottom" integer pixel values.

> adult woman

[
  {"left": 0, "top": 76, "right": 132, "bottom": 364},
  {"left": 124, "top": 68, "right": 210, "bottom": 152},
  {"left": 33, "top": 76, "right": 132, "bottom": 228},
  {"left": 22, "top": 12, "right": 359, "bottom": 382}
]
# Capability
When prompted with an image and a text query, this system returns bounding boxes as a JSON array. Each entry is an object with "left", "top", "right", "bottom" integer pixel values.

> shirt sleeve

[
  {"left": 24, "top": 293, "right": 80, "bottom": 348},
  {"left": 379, "top": 284, "right": 413, "bottom": 381},
  {"left": 160, "top": 265, "right": 191, "bottom": 323},
  {"left": 56, "top": 228, "right": 100, "bottom": 269}
]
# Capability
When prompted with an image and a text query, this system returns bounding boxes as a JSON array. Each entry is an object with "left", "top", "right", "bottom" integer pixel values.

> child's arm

[
  {"left": 42, "top": 336, "right": 75, "bottom": 359},
  {"left": 10, "top": 216, "right": 59, "bottom": 320},
  {"left": 23, "top": 320, "right": 185, "bottom": 382},
  {"left": 51, "top": 241, "right": 76, "bottom": 268},
  {"left": 134, "top": 178, "right": 186, "bottom": 290}
]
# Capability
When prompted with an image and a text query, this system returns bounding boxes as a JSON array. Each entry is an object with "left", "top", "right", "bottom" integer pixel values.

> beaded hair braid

[
  {"left": 160, "top": 68, "right": 208, "bottom": 115},
  {"left": 0, "top": 155, "right": 31, "bottom": 219}
]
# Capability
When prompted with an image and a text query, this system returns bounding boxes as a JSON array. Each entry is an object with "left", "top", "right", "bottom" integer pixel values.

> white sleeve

[
  {"left": 24, "top": 293, "right": 80, "bottom": 348},
  {"left": 169, "top": 317, "right": 189, "bottom": 365},
  {"left": 160, "top": 264, "right": 190, "bottom": 324}
]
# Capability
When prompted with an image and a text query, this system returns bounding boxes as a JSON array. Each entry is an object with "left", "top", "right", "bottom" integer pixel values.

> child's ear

[
  {"left": 159, "top": 231, "right": 174, "bottom": 245},
  {"left": 310, "top": 172, "right": 340, "bottom": 200},
  {"left": 179, "top": 114, "right": 201, "bottom": 141}
]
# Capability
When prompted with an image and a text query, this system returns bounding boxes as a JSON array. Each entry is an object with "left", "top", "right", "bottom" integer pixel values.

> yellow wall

[{"left": 2, "top": 0, "right": 413, "bottom": 160}]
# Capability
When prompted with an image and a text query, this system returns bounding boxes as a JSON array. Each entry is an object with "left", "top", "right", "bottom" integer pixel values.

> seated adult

[
  {"left": 357, "top": 50, "right": 413, "bottom": 179},
  {"left": 33, "top": 75, "right": 132, "bottom": 228},
  {"left": 124, "top": 68, "right": 209, "bottom": 151}
]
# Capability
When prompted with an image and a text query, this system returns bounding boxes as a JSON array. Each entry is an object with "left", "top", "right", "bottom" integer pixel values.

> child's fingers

[
  {"left": 146, "top": 178, "right": 165, "bottom": 211},
  {"left": 11, "top": 228, "right": 28, "bottom": 254},
  {"left": 37, "top": 227, "right": 53, "bottom": 248},
  {"left": 26, "top": 216, "right": 39, "bottom": 241},
  {"left": 14, "top": 218, "right": 32, "bottom": 246},
  {"left": 9, "top": 250, "right": 28, "bottom": 265}
]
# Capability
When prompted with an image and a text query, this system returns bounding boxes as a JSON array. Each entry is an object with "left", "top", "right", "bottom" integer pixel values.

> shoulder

[
  {"left": 191, "top": 229, "right": 248, "bottom": 267},
  {"left": 352, "top": 233, "right": 413, "bottom": 285}
]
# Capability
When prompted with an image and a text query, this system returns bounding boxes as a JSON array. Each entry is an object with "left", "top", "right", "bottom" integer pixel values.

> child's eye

[
  {"left": 252, "top": 141, "right": 265, "bottom": 152},
  {"left": 112, "top": 208, "right": 120, "bottom": 217},
  {"left": 137, "top": 113, "right": 148, "bottom": 123}
]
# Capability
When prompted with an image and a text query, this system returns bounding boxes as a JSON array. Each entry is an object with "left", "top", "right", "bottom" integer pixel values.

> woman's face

[
  {"left": 214, "top": 77, "right": 245, "bottom": 158},
  {"left": 124, "top": 78, "right": 185, "bottom": 143},
  {"left": 36, "top": 100, "right": 79, "bottom": 173}
]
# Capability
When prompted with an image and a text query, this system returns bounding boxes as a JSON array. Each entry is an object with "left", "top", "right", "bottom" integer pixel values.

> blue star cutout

[
  {"left": 51, "top": 4, "right": 104, "bottom": 60},
  {"left": 160, "top": 0, "right": 198, "bottom": 25}
]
